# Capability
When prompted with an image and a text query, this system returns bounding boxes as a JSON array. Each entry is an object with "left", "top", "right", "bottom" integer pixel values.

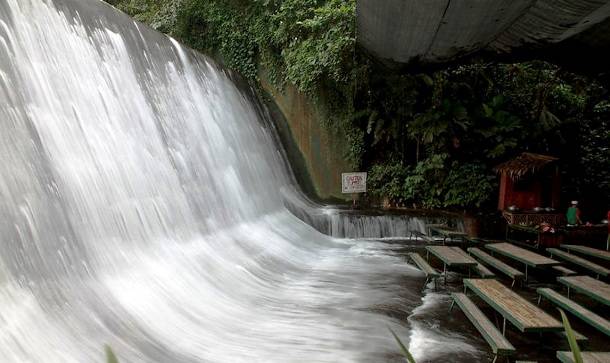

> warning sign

[{"left": 341, "top": 172, "right": 367, "bottom": 194}]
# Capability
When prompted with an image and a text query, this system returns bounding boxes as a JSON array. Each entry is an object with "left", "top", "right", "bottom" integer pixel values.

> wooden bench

[
  {"left": 408, "top": 252, "right": 440, "bottom": 290},
  {"left": 468, "top": 247, "right": 524, "bottom": 287},
  {"left": 556, "top": 351, "right": 610, "bottom": 363},
  {"left": 426, "top": 246, "right": 479, "bottom": 283},
  {"left": 486, "top": 243, "right": 559, "bottom": 282},
  {"left": 425, "top": 223, "right": 447, "bottom": 236},
  {"left": 537, "top": 288, "right": 610, "bottom": 337},
  {"left": 452, "top": 247, "right": 494, "bottom": 279},
  {"left": 558, "top": 275, "right": 610, "bottom": 307},
  {"left": 409, "top": 230, "right": 435, "bottom": 243},
  {"left": 464, "top": 236, "right": 487, "bottom": 245},
  {"left": 473, "top": 263, "right": 496, "bottom": 279},
  {"left": 450, "top": 293, "right": 515, "bottom": 362},
  {"left": 561, "top": 244, "right": 610, "bottom": 262},
  {"left": 547, "top": 248, "right": 610, "bottom": 279},
  {"left": 429, "top": 226, "right": 467, "bottom": 244},
  {"left": 552, "top": 265, "right": 577, "bottom": 276},
  {"left": 556, "top": 330, "right": 589, "bottom": 345},
  {"left": 465, "top": 279, "right": 562, "bottom": 334}
]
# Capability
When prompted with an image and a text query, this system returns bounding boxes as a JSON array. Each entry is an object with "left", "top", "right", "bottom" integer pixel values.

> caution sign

[{"left": 341, "top": 172, "right": 367, "bottom": 194}]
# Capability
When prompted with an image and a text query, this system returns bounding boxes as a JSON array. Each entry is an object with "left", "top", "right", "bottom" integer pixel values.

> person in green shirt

[{"left": 566, "top": 200, "right": 582, "bottom": 226}]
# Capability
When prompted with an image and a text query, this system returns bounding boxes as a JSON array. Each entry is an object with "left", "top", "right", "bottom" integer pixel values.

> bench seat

[
  {"left": 408, "top": 253, "right": 440, "bottom": 277},
  {"left": 557, "top": 351, "right": 610, "bottom": 363},
  {"left": 409, "top": 230, "right": 435, "bottom": 243},
  {"left": 450, "top": 293, "right": 515, "bottom": 358},
  {"left": 556, "top": 330, "right": 588, "bottom": 345},
  {"left": 468, "top": 247, "right": 524, "bottom": 286},
  {"left": 552, "top": 265, "right": 577, "bottom": 276},
  {"left": 408, "top": 252, "right": 440, "bottom": 289},
  {"left": 537, "top": 288, "right": 610, "bottom": 337},
  {"left": 547, "top": 248, "right": 610, "bottom": 278},
  {"left": 474, "top": 263, "right": 496, "bottom": 279}
]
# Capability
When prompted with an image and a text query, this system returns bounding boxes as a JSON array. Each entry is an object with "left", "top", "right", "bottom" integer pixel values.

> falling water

[{"left": 0, "top": 0, "right": 483, "bottom": 361}]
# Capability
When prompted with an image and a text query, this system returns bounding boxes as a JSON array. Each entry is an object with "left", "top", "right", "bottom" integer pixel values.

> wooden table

[
  {"left": 425, "top": 223, "right": 447, "bottom": 236},
  {"left": 464, "top": 279, "right": 563, "bottom": 334},
  {"left": 486, "top": 242, "right": 560, "bottom": 281},
  {"left": 429, "top": 226, "right": 467, "bottom": 244},
  {"left": 557, "top": 351, "right": 610, "bottom": 363},
  {"left": 558, "top": 275, "right": 610, "bottom": 307},
  {"left": 426, "top": 246, "right": 478, "bottom": 283},
  {"left": 561, "top": 244, "right": 610, "bottom": 261}
]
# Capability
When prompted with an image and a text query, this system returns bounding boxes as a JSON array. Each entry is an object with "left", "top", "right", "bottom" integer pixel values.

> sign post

[{"left": 341, "top": 172, "right": 367, "bottom": 208}]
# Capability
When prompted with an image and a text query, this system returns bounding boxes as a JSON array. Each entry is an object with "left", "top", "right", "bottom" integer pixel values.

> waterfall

[
  {"left": 283, "top": 191, "right": 465, "bottom": 239},
  {"left": 0, "top": 0, "right": 480, "bottom": 361}
]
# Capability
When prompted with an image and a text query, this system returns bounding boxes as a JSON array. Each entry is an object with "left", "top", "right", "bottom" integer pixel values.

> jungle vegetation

[{"left": 104, "top": 0, "right": 610, "bottom": 216}]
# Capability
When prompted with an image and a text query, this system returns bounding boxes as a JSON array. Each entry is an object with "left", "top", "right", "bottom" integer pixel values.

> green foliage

[
  {"left": 368, "top": 155, "right": 494, "bottom": 209},
  {"left": 368, "top": 158, "right": 411, "bottom": 202},
  {"left": 389, "top": 328, "right": 417, "bottom": 363},
  {"left": 105, "top": 345, "right": 119, "bottom": 363},
  {"left": 105, "top": 0, "right": 609, "bottom": 212},
  {"left": 364, "top": 62, "right": 609, "bottom": 212},
  {"left": 261, "top": 0, "right": 356, "bottom": 93},
  {"left": 403, "top": 154, "right": 448, "bottom": 208},
  {"left": 175, "top": 0, "right": 258, "bottom": 79},
  {"left": 170, "top": 0, "right": 356, "bottom": 94},
  {"left": 559, "top": 309, "right": 583, "bottom": 363},
  {"left": 443, "top": 162, "right": 495, "bottom": 208}
]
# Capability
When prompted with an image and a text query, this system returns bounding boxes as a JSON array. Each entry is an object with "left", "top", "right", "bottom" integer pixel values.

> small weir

[{"left": 283, "top": 191, "right": 465, "bottom": 239}]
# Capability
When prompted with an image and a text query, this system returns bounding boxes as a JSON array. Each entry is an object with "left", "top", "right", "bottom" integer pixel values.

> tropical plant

[
  {"left": 559, "top": 309, "right": 583, "bottom": 363},
  {"left": 104, "top": 0, "right": 610, "bottom": 214},
  {"left": 105, "top": 345, "right": 119, "bottom": 363},
  {"left": 389, "top": 327, "right": 416, "bottom": 363}
]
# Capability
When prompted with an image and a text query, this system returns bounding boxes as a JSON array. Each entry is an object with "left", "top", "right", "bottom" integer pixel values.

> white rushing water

[{"left": 0, "top": 0, "right": 482, "bottom": 361}]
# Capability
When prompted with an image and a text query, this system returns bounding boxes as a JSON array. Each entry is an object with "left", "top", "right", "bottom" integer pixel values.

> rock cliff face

[{"left": 261, "top": 77, "right": 352, "bottom": 201}]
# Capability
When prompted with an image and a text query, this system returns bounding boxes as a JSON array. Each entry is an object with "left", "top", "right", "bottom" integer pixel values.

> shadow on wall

[{"left": 259, "top": 72, "right": 353, "bottom": 202}]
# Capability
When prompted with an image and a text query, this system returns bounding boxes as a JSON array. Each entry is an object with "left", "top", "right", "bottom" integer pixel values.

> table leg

[
  {"left": 444, "top": 263, "right": 447, "bottom": 284},
  {"left": 502, "top": 317, "right": 506, "bottom": 336},
  {"left": 525, "top": 264, "right": 528, "bottom": 282},
  {"left": 567, "top": 286, "right": 570, "bottom": 299},
  {"left": 422, "top": 277, "right": 429, "bottom": 292}
]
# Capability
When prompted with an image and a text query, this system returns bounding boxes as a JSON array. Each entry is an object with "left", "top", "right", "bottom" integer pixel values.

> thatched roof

[{"left": 495, "top": 153, "right": 558, "bottom": 181}]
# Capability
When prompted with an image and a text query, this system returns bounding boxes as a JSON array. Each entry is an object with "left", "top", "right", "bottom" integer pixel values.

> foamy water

[{"left": 0, "top": 0, "right": 481, "bottom": 361}]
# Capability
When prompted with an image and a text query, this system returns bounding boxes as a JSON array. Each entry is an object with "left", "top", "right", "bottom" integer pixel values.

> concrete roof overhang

[{"left": 357, "top": 0, "right": 610, "bottom": 73}]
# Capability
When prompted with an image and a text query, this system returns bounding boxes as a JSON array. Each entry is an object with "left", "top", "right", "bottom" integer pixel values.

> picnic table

[
  {"left": 561, "top": 244, "right": 610, "bottom": 262},
  {"left": 557, "top": 351, "right": 610, "bottom": 363},
  {"left": 558, "top": 275, "right": 610, "bottom": 307},
  {"left": 426, "top": 246, "right": 478, "bottom": 283},
  {"left": 464, "top": 279, "right": 563, "bottom": 334},
  {"left": 425, "top": 223, "right": 447, "bottom": 235},
  {"left": 429, "top": 226, "right": 468, "bottom": 244},
  {"left": 486, "top": 242, "right": 560, "bottom": 281}
]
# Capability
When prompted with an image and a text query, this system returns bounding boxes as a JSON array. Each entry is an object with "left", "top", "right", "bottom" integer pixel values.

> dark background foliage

[{"left": 105, "top": 0, "right": 610, "bottom": 218}]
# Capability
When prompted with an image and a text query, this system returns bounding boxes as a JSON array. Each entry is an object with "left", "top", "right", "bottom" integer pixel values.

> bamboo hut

[{"left": 495, "top": 153, "right": 561, "bottom": 217}]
